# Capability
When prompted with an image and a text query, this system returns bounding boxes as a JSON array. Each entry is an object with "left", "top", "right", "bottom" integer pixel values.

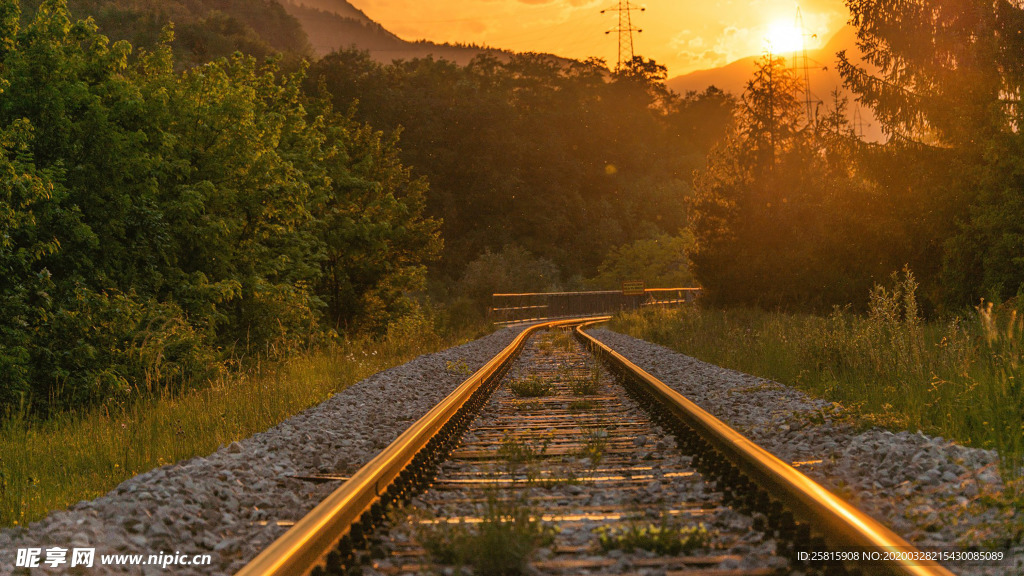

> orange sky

[{"left": 350, "top": 0, "right": 850, "bottom": 77}]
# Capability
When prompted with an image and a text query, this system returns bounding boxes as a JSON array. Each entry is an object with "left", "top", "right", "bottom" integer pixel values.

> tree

[
  {"left": 0, "top": 0, "right": 439, "bottom": 414},
  {"left": 838, "top": 0, "right": 1024, "bottom": 306},
  {"left": 588, "top": 233, "right": 695, "bottom": 290},
  {"left": 306, "top": 50, "right": 725, "bottom": 286},
  {"left": 687, "top": 54, "right": 893, "bottom": 309}
]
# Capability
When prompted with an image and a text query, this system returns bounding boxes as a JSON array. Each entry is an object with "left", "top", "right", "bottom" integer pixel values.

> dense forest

[
  {"left": 304, "top": 51, "right": 732, "bottom": 282},
  {"left": 3, "top": 0, "right": 1024, "bottom": 416}
]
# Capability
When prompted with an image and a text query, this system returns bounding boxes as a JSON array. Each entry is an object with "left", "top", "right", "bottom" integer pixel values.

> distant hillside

[
  {"left": 18, "top": 0, "right": 310, "bottom": 66},
  {"left": 282, "top": 0, "right": 374, "bottom": 24},
  {"left": 280, "top": 0, "right": 499, "bottom": 65},
  {"left": 668, "top": 26, "right": 883, "bottom": 141}
]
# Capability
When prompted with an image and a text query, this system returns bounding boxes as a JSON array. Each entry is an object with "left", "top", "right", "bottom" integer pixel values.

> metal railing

[{"left": 489, "top": 287, "right": 700, "bottom": 324}]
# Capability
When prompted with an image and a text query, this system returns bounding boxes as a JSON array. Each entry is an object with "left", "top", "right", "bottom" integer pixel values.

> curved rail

[
  {"left": 237, "top": 317, "right": 611, "bottom": 576},
  {"left": 575, "top": 320, "right": 956, "bottom": 576}
]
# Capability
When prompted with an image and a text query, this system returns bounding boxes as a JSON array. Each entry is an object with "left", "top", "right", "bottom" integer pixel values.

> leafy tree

[
  {"left": 838, "top": 0, "right": 1024, "bottom": 306},
  {"left": 310, "top": 105, "right": 442, "bottom": 334},
  {"left": 588, "top": 233, "right": 695, "bottom": 290},
  {"left": 688, "top": 54, "right": 894, "bottom": 309},
  {"left": 0, "top": 0, "right": 438, "bottom": 414},
  {"left": 457, "top": 245, "right": 560, "bottom": 307}
]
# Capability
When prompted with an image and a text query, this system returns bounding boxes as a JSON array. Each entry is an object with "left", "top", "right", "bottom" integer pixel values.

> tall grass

[
  {"left": 612, "top": 270, "right": 1023, "bottom": 481},
  {"left": 0, "top": 317, "right": 489, "bottom": 527}
]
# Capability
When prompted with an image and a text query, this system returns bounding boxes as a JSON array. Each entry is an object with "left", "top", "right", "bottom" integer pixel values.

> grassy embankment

[
  {"left": 611, "top": 272, "right": 1023, "bottom": 484},
  {"left": 1, "top": 318, "right": 492, "bottom": 528}
]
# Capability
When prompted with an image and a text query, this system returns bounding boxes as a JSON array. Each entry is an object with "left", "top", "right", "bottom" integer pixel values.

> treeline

[
  {"left": 0, "top": 0, "right": 439, "bottom": 414},
  {"left": 688, "top": 0, "right": 1024, "bottom": 313},
  {"left": 304, "top": 51, "right": 733, "bottom": 286}
]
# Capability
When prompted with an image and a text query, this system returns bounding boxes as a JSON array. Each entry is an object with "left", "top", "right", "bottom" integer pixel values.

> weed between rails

[
  {"left": 576, "top": 429, "right": 608, "bottom": 468},
  {"left": 416, "top": 496, "right": 556, "bottom": 576},
  {"left": 537, "top": 329, "right": 575, "bottom": 355},
  {"left": 568, "top": 399, "right": 597, "bottom": 413},
  {"left": 509, "top": 375, "right": 553, "bottom": 398},
  {"left": 567, "top": 363, "right": 602, "bottom": 396},
  {"left": 498, "top": 435, "right": 550, "bottom": 480},
  {"left": 595, "top": 521, "right": 711, "bottom": 555}
]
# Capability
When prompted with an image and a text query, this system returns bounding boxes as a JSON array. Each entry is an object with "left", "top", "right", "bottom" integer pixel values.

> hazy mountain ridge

[
  {"left": 667, "top": 26, "right": 883, "bottom": 140},
  {"left": 280, "top": 0, "right": 504, "bottom": 65}
]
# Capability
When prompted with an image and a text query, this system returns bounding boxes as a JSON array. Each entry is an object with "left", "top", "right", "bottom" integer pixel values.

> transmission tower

[
  {"left": 853, "top": 105, "right": 867, "bottom": 140},
  {"left": 794, "top": 7, "right": 818, "bottom": 128},
  {"left": 601, "top": 1, "right": 645, "bottom": 70}
]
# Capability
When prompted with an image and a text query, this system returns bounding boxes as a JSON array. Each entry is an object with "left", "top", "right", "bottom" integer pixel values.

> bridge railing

[{"left": 489, "top": 288, "right": 700, "bottom": 325}]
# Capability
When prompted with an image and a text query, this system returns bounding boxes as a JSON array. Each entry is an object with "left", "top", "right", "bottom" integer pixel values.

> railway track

[{"left": 237, "top": 318, "right": 956, "bottom": 576}]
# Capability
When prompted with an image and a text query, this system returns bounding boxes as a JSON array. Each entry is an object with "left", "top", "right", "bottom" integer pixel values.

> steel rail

[
  {"left": 575, "top": 321, "right": 956, "bottom": 576},
  {"left": 492, "top": 287, "right": 701, "bottom": 297},
  {"left": 236, "top": 316, "right": 612, "bottom": 576}
]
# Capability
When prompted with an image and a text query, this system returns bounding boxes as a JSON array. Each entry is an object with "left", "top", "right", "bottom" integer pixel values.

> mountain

[
  {"left": 280, "top": 0, "right": 499, "bottom": 65},
  {"left": 667, "top": 26, "right": 883, "bottom": 141}
]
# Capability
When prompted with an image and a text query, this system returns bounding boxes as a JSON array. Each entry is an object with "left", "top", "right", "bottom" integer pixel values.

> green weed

[
  {"left": 595, "top": 521, "right": 711, "bottom": 555},
  {"left": 537, "top": 329, "right": 575, "bottom": 355},
  {"left": 508, "top": 375, "right": 553, "bottom": 398},
  {"left": 445, "top": 359, "right": 472, "bottom": 376},
  {"left": 568, "top": 399, "right": 597, "bottom": 413},
  {"left": 417, "top": 497, "right": 555, "bottom": 576},
  {"left": 512, "top": 399, "right": 543, "bottom": 412},
  {"left": 567, "top": 363, "right": 602, "bottom": 396},
  {"left": 498, "top": 436, "right": 549, "bottom": 479},
  {"left": 576, "top": 429, "right": 608, "bottom": 467}
]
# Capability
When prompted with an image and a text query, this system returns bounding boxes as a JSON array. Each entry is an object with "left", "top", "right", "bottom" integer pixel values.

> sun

[{"left": 765, "top": 19, "right": 805, "bottom": 54}]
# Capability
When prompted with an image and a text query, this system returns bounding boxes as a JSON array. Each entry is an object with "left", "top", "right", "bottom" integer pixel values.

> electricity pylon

[
  {"left": 794, "top": 7, "right": 818, "bottom": 128},
  {"left": 601, "top": 1, "right": 645, "bottom": 70}
]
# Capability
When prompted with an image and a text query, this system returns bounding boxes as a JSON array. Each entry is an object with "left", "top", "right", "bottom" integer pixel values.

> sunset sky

[{"left": 350, "top": 0, "right": 850, "bottom": 76}]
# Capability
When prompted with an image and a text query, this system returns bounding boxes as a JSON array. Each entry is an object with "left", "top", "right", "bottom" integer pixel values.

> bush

[
  {"left": 458, "top": 245, "right": 561, "bottom": 309},
  {"left": 588, "top": 233, "right": 695, "bottom": 290}
]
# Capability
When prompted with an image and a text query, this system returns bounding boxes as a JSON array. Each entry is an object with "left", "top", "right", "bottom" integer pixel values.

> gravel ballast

[
  {"left": 1, "top": 327, "right": 526, "bottom": 575},
  {"left": 591, "top": 328, "right": 1022, "bottom": 576},
  {"left": 3, "top": 324, "right": 1020, "bottom": 575}
]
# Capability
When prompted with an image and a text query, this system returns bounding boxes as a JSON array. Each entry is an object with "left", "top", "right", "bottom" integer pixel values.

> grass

[
  {"left": 576, "top": 428, "right": 608, "bottom": 468},
  {"left": 568, "top": 399, "right": 597, "bottom": 413},
  {"left": 537, "top": 328, "right": 575, "bottom": 355},
  {"left": 508, "top": 375, "right": 553, "bottom": 398},
  {"left": 0, "top": 323, "right": 487, "bottom": 528},
  {"left": 610, "top": 270, "right": 1024, "bottom": 485},
  {"left": 416, "top": 496, "right": 555, "bottom": 576},
  {"left": 566, "top": 363, "right": 602, "bottom": 396},
  {"left": 498, "top": 435, "right": 550, "bottom": 479},
  {"left": 595, "top": 521, "right": 711, "bottom": 555}
]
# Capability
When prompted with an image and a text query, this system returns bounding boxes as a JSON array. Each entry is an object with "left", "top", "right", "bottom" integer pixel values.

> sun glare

[{"left": 765, "top": 19, "right": 804, "bottom": 54}]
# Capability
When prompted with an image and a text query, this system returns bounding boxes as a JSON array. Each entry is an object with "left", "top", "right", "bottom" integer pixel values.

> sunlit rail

[{"left": 237, "top": 317, "right": 955, "bottom": 576}]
